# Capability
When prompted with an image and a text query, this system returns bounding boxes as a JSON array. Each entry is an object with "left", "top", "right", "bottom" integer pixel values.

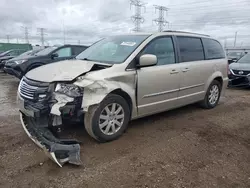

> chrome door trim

[
  {"left": 143, "top": 88, "right": 179, "bottom": 98},
  {"left": 138, "top": 97, "right": 178, "bottom": 108},
  {"left": 179, "top": 83, "right": 204, "bottom": 91}
]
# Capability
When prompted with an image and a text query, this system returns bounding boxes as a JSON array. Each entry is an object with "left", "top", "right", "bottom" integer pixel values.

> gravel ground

[{"left": 0, "top": 73, "right": 249, "bottom": 188}]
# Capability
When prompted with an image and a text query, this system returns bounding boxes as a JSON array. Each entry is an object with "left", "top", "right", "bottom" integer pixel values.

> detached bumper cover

[{"left": 20, "top": 113, "right": 82, "bottom": 167}]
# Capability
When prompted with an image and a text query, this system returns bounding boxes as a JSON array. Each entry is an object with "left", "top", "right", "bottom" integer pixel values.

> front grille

[
  {"left": 232, "top": 69, "right": 250, "bottom": 76},
  {"left": 18, "top": 77, "right": 49, "bottom": 100}
]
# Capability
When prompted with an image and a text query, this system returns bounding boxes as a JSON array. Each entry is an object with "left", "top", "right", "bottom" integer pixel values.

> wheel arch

[
  {"left": 110, "top": 89, "right": 133, "bottom": 118},
  {"left": 205, "top": 71, "right": 224, "bottom": 92},
  {"left": 26, "top": 62, "right": 44, "bottom": 72}
]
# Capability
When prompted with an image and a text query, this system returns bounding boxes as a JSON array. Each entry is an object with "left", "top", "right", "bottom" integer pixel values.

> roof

[{"left": 119, "top": 30, "right": 211, "bottom": 38}]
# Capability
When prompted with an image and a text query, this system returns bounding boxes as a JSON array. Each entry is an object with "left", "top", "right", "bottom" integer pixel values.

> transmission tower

[
  {"left": 6, "top": 35, "right": 10, "bottom": 43},
  {"left": 37, "top": 28, "right": 47, "bottom": 47},
  {"left": 130, "top": 0, "right": 146, "bottom": 32},
  {"left": 153, "top": 5, "right": 169, "bottom": 32},
  {"left": 21, "top": 26, "right": 30, "bottom": 44}
]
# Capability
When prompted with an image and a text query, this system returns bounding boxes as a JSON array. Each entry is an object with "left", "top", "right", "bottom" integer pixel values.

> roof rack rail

[{"left": 163, "top": 30, "right": 210, "bottom": 37}]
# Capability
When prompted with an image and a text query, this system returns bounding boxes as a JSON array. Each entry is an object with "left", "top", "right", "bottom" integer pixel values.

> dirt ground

[{"left": 0, "top": 73, "right": 249, "bottom": 188}]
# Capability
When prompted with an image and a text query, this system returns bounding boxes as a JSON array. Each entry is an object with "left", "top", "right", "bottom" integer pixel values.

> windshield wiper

[{"left": 82, "top": 58, "right": 94, "bottom": 61}]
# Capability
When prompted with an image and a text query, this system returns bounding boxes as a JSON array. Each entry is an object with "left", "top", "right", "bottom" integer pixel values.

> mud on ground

[{"left": 0, "top": 73, "right": 249, "bottom": 188}]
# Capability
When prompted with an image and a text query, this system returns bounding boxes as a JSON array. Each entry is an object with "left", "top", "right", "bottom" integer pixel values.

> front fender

[{"left": 74, "top": 74, "right": 137, "bottom": 118}]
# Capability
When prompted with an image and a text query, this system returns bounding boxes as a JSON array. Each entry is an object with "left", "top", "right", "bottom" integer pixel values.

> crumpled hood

[
  {"left": 26, "top": 59, "right": 95, "bottom": 82},
  {"left": 229, "top": 63, "right": 250, "bottom": 71}
]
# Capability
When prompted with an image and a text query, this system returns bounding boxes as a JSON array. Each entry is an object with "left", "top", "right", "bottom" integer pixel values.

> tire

[
  {"left": 200, "top": 80, "right": 222, "bottom": 109},
  {"left": 84, "top": 94, "right": 130, "bottom": 142}
]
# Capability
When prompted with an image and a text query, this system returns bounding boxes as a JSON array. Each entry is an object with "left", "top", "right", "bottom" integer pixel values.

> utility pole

[
  {"left": 234, "top": 31, "right": 237, "bottom": 47},
  {"left": 16, "top": 38, "right": 19, "bottom": 43},
  {"left": 130, "top": 0, "right": 146, "bottom": 32},
  {"left": 78, "top": 40, "right": 80, "bottom": 45},
  {"left": 37, "top": 28, "right": 46, "bottom": 47},
  {"left": 153, "top": 5, "right": 169, "bottom": 32},
  {"left": 6, "top": 35, "right": 10, "bottom": 43}
]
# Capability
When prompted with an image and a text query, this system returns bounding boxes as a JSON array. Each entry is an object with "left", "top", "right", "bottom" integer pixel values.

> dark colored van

[{"left": 4, "top": 44, "right": 88, "bottom": 79}]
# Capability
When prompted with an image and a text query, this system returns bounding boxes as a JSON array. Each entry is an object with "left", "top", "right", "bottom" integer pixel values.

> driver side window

[
  {"left": 141, "top": 37, "right": 175, "bottom": 66},
  {"left": 54, "top": 47, "right": 72, "bottom": 58}
]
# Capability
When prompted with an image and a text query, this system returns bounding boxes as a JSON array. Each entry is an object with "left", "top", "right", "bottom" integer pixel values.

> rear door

[
  {"left": 137, "top": 36, "right": 180, "bottom": 116},
  {"left": 176, "top": 36, "right": 210, "bottom": 106}
]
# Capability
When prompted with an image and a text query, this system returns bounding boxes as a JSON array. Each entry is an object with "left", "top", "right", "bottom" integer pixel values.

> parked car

[
  {"left": 4, "top": 44, "right": 88, "bottom": 79},
  {"left": 17, "top": 31, "right": 228, "bottom": 166},
  {"left": 227, "top": 51, "right": 246, "bottom": 64},
  {"left": 0, "top": 49, "right": 27, "bottom": 69},
  {"left": 228, "top": 53, "right": 250, "bottom": 87},
  {"left": 1, "top": 49, "right": 42, "bottom": 71}
]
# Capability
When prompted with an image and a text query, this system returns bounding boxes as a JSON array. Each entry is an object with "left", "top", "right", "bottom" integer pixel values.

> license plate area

[{"left": 18, "top": 98, "right": 35, "bottom": 117}]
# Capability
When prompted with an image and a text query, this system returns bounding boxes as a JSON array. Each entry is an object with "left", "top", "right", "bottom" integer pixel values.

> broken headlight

[{"left": 55, "top": 83, "right": 82, "bottom": 97}]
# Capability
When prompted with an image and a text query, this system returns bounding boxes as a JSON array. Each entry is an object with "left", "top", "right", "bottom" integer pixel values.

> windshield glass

[
  {"left": 238, "top": 54, "right": 250, "bottom": 64},
  {"left": 35, "top": 47, "right": 57, "bottom": 56},
  {"left": 0, "top": 50, "right": 11, "bottom": 56},
  {"left": 76, "top": 35, "right": 149, "bottom": 64},
  {"left": 228, "top": 52, "right": 242, "bottom": 57},
  {"left": 19, "top": 50, "right": 33, "bottom": 57}
]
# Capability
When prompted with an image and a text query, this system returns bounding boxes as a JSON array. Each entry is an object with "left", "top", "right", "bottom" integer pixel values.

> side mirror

[
  {"left": 51, "top": 53, "right": 58, "bottom": 59},
  {"left": 138, "top": 54, "right": 157, "bottom": 67}
]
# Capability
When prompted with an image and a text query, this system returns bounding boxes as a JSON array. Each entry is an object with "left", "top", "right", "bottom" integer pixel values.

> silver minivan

[{"left": 18, "top": 31, "right": 228, "bottom": 166}]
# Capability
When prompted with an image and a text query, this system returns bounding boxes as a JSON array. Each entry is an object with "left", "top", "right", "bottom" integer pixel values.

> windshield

[
  {"left": 228, "top": 52, "right": 242, "bottom": 57},
  {"left": 35, "top": 47, "right": 57, "bottom": 56},
  {"left": 0, "top": 50, "right": 11, "bottom": 56},
  {"left": 238, "top": 54, "right": 250, "bottom": 64},
  {"left": 18, "top": 50, "right": 33, "bottom": 57},
  {"left": 76, "top": 35, "right": 149, "bottom": 64}
]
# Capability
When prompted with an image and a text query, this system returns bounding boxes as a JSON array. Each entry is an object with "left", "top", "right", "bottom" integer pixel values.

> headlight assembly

[
  {"left": 55, "top": 83, "right": 82, "bottom": 97},
  {"left": 15, "top": 59, "right": 27, "bottom": 64}
]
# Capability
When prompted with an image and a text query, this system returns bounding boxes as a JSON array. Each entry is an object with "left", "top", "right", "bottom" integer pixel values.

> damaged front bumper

[
  {"left": 228, "top": 74, "right": 250, "bottom": 87},
  {"left": 18, "top": 95, "right": 82, "bottom": 167}
]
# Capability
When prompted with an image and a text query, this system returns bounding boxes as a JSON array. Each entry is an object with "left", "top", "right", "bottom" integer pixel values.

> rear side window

[
  {"left": 177, "top": 37, "right": 204, "bottom": 62},
  {"left": 202, "top": 38, "right": 225, "bottom": 59}
]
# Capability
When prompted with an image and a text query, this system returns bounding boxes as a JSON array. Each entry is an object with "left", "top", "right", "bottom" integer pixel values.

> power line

[
  {"left": 153, "top": 5, "right": 169, "bottom": 32},
  {"left": 130, "top": 0, "right": 147, "bottom": 32},
  {"left": 37, "top": 28, "right": 47, "bottom": 47}
]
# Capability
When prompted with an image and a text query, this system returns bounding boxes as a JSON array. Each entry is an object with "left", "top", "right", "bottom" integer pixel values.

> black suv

[{"left": 4, "top": 44, "right": 88, "bottom": 79}]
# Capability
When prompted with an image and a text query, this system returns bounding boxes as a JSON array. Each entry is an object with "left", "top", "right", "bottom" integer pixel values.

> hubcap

[
  {"left": 208, "top": 85, "right": 219, "bottom": 105},
  {"left": 99, "top": 103, "right": 125, "bottom": 135}
]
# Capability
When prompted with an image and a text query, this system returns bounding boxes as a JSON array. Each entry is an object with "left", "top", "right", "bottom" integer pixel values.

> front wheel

[
  {"left": 200, "top": 80, "right": 221, "bottom": 109},
  {"left": 84, "top": 94, "right": 130, "bottom": 142}
]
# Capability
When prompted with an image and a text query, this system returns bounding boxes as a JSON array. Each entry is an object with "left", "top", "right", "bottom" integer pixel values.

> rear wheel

[
  {"left": 84, "top": 94, "right": 130, "bottom": 142},
  {"left": 200, "top": 80, "right": 221, "bottom": 109}
]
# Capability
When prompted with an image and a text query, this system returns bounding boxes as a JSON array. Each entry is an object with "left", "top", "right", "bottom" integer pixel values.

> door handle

[
  {"left": 170, "top": 69, "right": 179, "bottom": 74},
  {"left": 182, "top": 68, "right": 190, "bottom": 72}
]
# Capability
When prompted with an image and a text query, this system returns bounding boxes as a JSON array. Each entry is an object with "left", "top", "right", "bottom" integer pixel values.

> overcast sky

[{"left": 0, "top": 0, "right": 250, "bottom": 47}]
